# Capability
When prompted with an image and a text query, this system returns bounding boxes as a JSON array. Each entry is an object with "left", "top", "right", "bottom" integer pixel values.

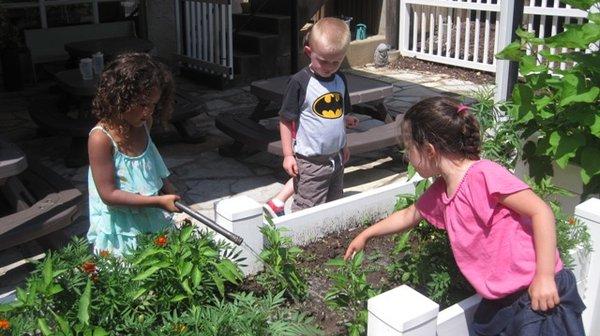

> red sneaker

[{"left": 263, "top": 200, "right": 285, "bottom": 218}]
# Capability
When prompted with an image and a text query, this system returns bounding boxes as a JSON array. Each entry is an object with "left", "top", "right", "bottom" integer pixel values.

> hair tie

[{"left": 457, "top": 103, "right": 469, "bottom": 116}]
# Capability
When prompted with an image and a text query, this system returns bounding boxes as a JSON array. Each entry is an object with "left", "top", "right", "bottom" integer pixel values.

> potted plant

[
  {"left": 0, "top": 6, "right": 25, "bottom": 91},
  {"left": 496, "top": 0, "right": 600, "bottom": 209}
]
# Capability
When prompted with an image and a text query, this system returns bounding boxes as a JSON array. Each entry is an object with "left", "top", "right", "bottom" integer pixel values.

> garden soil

[{"left": 243, "top": 225, "right": 397, "bottom": 335}]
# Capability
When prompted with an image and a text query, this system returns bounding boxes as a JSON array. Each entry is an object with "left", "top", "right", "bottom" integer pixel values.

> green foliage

[
  {"left": 129, "top": 222, "right": 244, "bottom": 310},
  {"left": 528, "top": 177, "right": 593, "bottom": 267},
  {"left": 149, "top": 292, "right": 322, "bottom": 336},
  {"left": 0, "top": 223, "right": 321, "bottom": 335},
  {"left": 497, "top": 3, "right": 600, "bottom": 194},
  {"left": 471, "top": 86, "right": 522, "bottom": 169},
  {"left": 389, "top": 186, "right": 474, "bottom": 307},
  {"left": 324, "top": 251, "right": 380, "bottom": 336},
  {"left": 257, "top": 219, "right": 308, "bottom": 300}
]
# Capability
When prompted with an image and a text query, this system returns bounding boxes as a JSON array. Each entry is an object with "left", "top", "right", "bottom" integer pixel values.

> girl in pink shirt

[{"left": 345, "top": 97, "right": 585, "bottom": 335}]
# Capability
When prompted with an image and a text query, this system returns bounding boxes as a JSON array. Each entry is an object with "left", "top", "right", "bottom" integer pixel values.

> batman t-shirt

[{"left": 279, "top": 67, "right": 351, "bottom": 157}]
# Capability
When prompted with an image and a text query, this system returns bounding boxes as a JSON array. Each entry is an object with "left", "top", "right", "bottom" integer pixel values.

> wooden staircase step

[{"left": 234, "top": 30, "right": 282, "bottom": 55}]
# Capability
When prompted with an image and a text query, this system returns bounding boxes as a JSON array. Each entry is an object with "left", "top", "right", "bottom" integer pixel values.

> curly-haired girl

[
  {"left": 87, "top": 52, "right": 180, "bottom": 256},
  {"left": 345, "top": 97, "right": 585, "bottom": 335}
]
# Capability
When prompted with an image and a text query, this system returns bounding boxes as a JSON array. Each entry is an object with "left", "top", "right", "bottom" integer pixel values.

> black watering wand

[{"left": 174, "top": 201, "right": 244, "bottom": 246}]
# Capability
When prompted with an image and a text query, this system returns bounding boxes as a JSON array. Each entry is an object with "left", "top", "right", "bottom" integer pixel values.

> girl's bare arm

[
  {"left": 344, "top": 204, "right": 422, "bottom": 260},
  {"left": 88, "top": 131, "right": 179, "bottom": 212},
  {"left": 500, "top": 189, "right": 559, "bottom": 311}
]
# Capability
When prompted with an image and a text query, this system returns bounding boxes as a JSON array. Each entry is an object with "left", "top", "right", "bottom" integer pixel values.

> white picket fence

[
  {"left": 174, "top": 0, "right": 234, "bottom": 79},
  {"left": 398, "top": 0, "right": 594, "bottom": 73}
]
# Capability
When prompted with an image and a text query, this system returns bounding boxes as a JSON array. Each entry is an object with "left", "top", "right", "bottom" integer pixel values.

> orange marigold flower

[
  {"left": 568, "top": 217, "right": 576, "bottom": 225},
  {"left": 0, "top": 319, "right": 10, "bottom": 330},
  {"left": 99, "top": 250, "right": 110, "bottom": 258},
  {"left": 82, "top": 261, "right": 96, "bottom": 274},
  {"left": 154, "top": 235, "right": 168, "bottom": 247}
]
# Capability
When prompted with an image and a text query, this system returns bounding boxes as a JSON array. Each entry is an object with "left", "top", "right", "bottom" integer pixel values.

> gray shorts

[{"left": 292, "top": 152, "right": 344, "bottom": 212}]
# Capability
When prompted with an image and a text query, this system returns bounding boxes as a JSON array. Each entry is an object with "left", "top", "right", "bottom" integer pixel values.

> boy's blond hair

[{"left": 307, "top": 17, "right": 351, "bottom": 54}]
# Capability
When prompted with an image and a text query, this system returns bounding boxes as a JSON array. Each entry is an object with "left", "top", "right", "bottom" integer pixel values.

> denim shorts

[{"left": 472, "top": 268, "right": 586, "bottom": 336}]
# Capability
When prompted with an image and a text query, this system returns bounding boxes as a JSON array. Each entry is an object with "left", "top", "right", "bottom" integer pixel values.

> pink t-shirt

[{"left": 416, "top": 160, "right": 563, "bottom": 300}]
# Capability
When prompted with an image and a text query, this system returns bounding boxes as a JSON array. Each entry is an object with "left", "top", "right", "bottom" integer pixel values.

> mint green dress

[{"left": 87, "top": 125, "right": 173, "bottom": 256}]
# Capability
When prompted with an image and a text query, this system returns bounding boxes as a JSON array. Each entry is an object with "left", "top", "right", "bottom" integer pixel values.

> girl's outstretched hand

[
  {"left": 528, "top": 273, "right": 560, "bottom": 311},
  {"left": 157, "top": 194, "right": 181, "bottom": 213},
  {"left": 344, "top": 234, "right": 367, "bottom": 261}
]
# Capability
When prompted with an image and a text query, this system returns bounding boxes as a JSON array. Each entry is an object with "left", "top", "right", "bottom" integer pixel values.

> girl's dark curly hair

[
  {"left": 401, "top": 96, "right": 481, "bottom": 160},
  {"left": 92, "top": 52, "right": 174, "bottom": 141}
]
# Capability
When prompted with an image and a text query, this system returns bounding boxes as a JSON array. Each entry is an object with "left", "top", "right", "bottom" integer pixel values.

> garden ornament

[
  {"left": 356, "top": 24, "right": 367, "bottom": 40},
  {"left": 374, "top": 43, "right": 390, "bottom": 67}
]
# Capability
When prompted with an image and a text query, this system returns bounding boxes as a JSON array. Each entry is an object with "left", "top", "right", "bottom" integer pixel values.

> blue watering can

[{"left": 356, "top": 23, "right": 367, "bottom": 40}]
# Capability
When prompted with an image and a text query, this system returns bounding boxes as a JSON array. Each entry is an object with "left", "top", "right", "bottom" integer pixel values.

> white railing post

[
  {"left": 574, "top": 198, "right": 600, "bottom": 335},
  {"left": 368, "top": 285, "right": 439, "bottom": 336},
  {"left": 398, "top": 0, "right": 411, "bottom": 55},
  {"left": 215, "top": 196, "right": 264, "bottom": 276},
  {"left": 494, "top": 0, "right": 524, "bottom": 102}
]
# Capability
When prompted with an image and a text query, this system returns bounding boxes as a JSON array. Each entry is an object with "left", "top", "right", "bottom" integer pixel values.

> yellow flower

[{"left": 173, "top": 323, "right": 187, "bottom": 333}]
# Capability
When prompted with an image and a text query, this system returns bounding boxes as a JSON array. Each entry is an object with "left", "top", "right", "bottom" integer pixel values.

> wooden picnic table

[
  {"left": 0, "top": 137, "right": 27, "bottom": 184},
  {"left": 216, "top": 72, "right": 397, "bottom": 156},
  {"left": 249, "top": 72, "right": 395, "bottom": 122},
  {"left": 55, "top": 68, "right": 98, "bottom": 97},
  {"left": 64, "top": 36, "right": 154, "bottom": 60}
]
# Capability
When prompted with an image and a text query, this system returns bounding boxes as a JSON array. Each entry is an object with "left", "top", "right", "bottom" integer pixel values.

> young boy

[{"left": 276, "top": 17, "right": 352, "bottom": 213}]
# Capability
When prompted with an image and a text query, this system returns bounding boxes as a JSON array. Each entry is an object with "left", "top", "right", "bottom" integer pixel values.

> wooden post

[
  {"left": 291, "top": 0, "right": 298, "bottom": 74},
  {"left": 386, "top": 0, "right": 399, "bottom": 49},
  {"left": 494, "top": 0, "right": 524, "bottom": 102}
]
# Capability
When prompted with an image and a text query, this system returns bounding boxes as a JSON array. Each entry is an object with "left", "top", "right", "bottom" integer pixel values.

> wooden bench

[
  {"left": 216, "top": 114, "right": 402, "bottom": 157},
  {"left": 24, "top": 21, "right": 136, "bottom": 80},
  {"left": 0, "top": 138, "right": 82, "bottom": 252},
  {"left": 28, "top": 94, "right": 95, "bottom": 167},
  {"left": 267, "top": 117, "right": 401, "bottom": 156}
]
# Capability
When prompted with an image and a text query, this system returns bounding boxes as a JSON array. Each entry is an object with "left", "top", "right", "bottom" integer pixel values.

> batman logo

[{"left": 312, "top": 92, "right": 343, "bottom": 119}]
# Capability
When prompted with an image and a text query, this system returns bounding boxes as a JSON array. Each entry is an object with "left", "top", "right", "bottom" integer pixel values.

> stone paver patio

[{"left": 0, "top": 64, "right": 490, "bottom": 301}]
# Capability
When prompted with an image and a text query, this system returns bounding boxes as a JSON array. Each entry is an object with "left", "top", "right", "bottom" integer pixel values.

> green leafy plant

[
  {"left": 325, "top": 251, "right": 380, "bottom": 336},
  {"left": 0, "top": 222, "right": 321, "bottom": 335},
  {"left": 257, "top": 219, "right": 308, "bottom": 300},
  {"left": 471, "top": 86, "right": 522, "bottom": 169},
  {"left": 496, "top": 0, "right": 600, "bottom": 195},
  {"left": 528, "top": 176, "right": 593, "bottom": 267},
  {"left": 129, "top": 221, "right": 244, "bottom": 310},
  {"left": 151, "top": 292, "right": 323, "bottom": 336}
]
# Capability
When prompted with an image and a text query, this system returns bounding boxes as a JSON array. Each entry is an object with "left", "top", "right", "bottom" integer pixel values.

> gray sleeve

[
  {"left": 338, "top": 72, "right": 352, "bottom": 115},
  {"left": 279, "top": 77, "right": 306, "bottom": 121}
]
